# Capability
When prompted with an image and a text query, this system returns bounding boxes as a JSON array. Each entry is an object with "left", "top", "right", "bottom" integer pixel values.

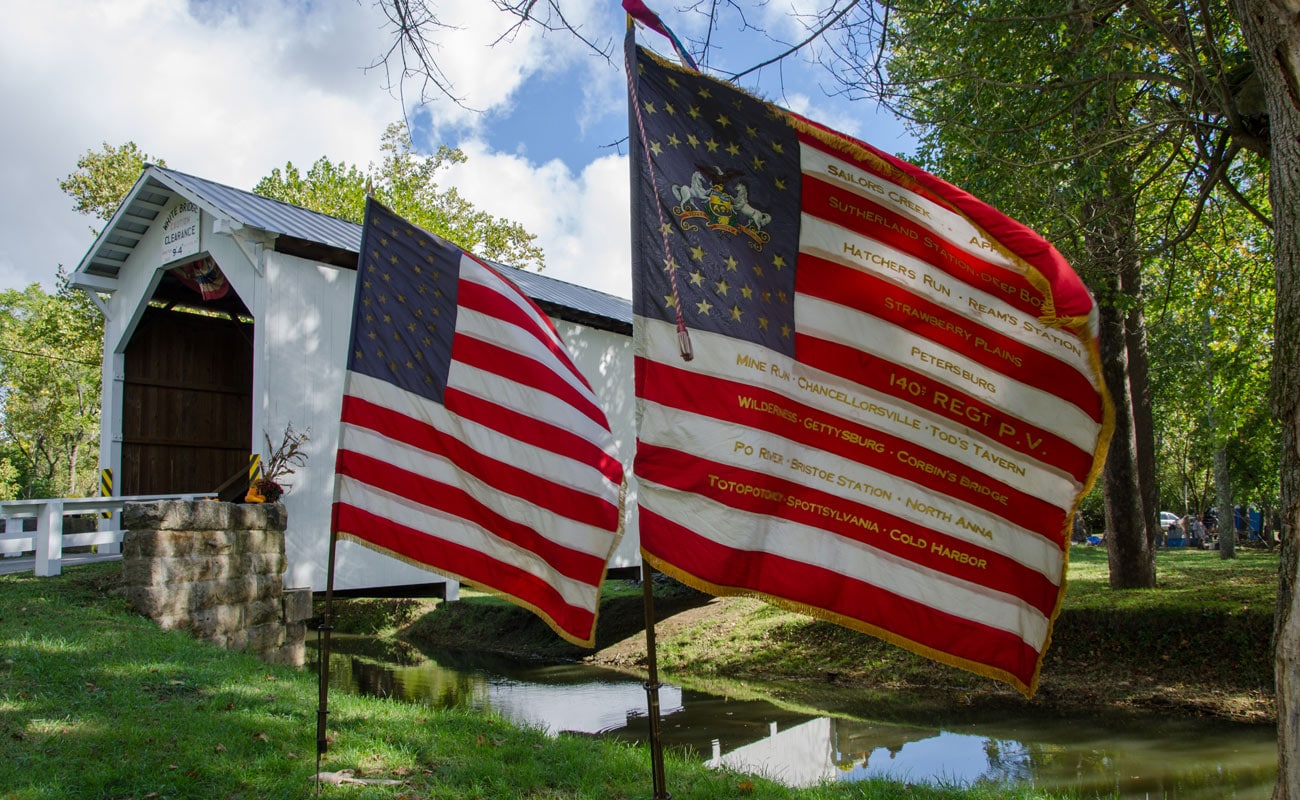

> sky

[{"left": 0, "top": 0, "right": 913, "bottom": 301}]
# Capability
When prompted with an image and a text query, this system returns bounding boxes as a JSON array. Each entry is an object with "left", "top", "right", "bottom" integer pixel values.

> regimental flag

[
  {"left": 333, "top": 199, "right": 626, "bottom": 647},
  {"left": 626, "top": 40, "right": 1112, "bottom": 696}
]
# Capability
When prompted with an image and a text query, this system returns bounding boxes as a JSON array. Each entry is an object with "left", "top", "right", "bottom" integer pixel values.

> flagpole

[
  {"left": 315, "top": 528, "right": 339, "bottom": 775},
  {"left": 640, "top": 561, "right": 670, "bottom": 799}
]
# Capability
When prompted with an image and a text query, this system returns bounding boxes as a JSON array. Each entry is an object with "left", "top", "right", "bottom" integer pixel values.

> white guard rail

[{"left": 0, "top": 494, "right": 215, "bottom": 577}]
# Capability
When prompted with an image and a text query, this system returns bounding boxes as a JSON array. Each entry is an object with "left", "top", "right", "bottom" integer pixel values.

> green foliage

[
  {"left": 0, "top": 457, "right": 20, "bottom": 500},
  {"left": 255, "top": 122, "right": 545, "bottom": 270},
  {"left": 57, "top": 141, "right": 164, "bottom": 232},
  {"left": 884, "top": 0, "right": 1278, "bottom": 540},
  {"left": 1144, "top": 182, "right": 1278, "bottom": 516},
  {"left": 0, "top": 274, "right": 103, "bottom": 498}
]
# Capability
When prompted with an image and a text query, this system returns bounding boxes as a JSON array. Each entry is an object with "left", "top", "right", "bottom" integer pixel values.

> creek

[{"left": 312, "top": 635, "right": 1276, "bottom": 798}]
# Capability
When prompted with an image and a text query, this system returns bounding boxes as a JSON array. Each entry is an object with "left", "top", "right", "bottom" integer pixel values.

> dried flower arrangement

[{"left": 245, "top": 423, "right": 310, "bottom": 504}]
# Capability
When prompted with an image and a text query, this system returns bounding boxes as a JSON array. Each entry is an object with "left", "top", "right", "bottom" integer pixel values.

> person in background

[{"left": 1165, "top": 516, "right": 1183, "bottom": 546}]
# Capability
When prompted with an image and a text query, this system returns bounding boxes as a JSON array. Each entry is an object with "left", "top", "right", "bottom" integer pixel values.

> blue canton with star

[
  {"left": 349, "top": 200, "right": 461, "bottom": 405},
  {"left": 630, "top": 45, "right": 801, "bottom": 358}
]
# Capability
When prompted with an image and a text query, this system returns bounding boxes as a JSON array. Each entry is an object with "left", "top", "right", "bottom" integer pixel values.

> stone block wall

[{"left": 119, "top": 500, "right": 312, "bottom": 667}]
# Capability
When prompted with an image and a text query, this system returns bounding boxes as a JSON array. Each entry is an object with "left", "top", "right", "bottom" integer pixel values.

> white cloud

[
  {"left": 0, "top": 0, "right": 907, "bottom": 300},
  {"left": 0, "top": 0, "right": 399, "bottom": 288},
  {"left": 443, "top": 140, "right": 632, "bottom": 300},
  {"left": 415, "top": 0, "right": 624, "bottom": 143},
  {"left": 0, "top": 0, "right": 635, "bottom": 296}
]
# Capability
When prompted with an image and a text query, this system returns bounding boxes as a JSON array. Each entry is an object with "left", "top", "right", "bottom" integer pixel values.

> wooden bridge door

[{"left": 120, "top": 306, "right": 253, "bottom": 495}]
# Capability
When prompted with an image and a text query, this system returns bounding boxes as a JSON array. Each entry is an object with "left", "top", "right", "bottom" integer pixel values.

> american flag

[
  {"left": 332, "top": 199, "right": 625, "bottom": 647},
  {"left": 627, "top": 40, "right": 1110, "bottom": 695}
]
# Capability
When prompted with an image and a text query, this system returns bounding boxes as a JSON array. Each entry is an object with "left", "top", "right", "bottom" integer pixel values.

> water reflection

[{"left": 312, "top": 637, "right": 1276, "bottom": 798}]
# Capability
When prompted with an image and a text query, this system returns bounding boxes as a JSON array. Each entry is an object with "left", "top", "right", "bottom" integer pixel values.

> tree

[
  {"left": 254, "top": 122, "right": 545, "bottom": 270},
  {"left": 0, "top": 275, "right": 102, "bottom": 498},
  {"left": 1227, "top": 0, "right": 1300, "bottom": 792},
  {"left": 57, "top": 142, "right": 164, "bottom": 236}
]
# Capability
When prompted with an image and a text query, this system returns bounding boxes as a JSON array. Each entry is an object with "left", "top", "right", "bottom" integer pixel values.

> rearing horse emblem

[{"left": 671, "top": 168, "right": 772, "bottom": 251}]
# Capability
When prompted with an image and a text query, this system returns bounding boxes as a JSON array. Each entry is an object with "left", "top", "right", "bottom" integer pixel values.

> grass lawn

[{"left": 1, "top": 562, "right": 1099, "bottom": 800}]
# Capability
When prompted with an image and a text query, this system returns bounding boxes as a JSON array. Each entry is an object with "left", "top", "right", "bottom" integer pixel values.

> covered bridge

[{"left": 70, "top": 165, "right": 638, "bottom": 594}]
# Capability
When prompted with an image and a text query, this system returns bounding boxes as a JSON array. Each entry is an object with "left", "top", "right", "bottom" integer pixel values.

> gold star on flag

[
  {"left": 729, "top": 305, "right": 743, "bottom": 321},
  {"left": 696, "top": 298, "right": 714, "bottom": 315}
]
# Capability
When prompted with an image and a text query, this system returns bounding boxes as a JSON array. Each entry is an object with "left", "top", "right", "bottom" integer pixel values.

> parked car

[{"left": 1160, "top": 511, "right": 1180, "bottom": 529}]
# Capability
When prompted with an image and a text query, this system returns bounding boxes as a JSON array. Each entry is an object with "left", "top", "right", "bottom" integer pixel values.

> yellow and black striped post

[
  {"left": 248, "top": 453, "right": 262, "bottom": 487},
  {"left": 100, "top": 469, "right": 112, "bottom": 518}
]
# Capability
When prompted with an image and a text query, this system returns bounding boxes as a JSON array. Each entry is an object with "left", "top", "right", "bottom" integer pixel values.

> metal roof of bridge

[{"left": 73, "top": 165, "right": 632, "bottom": 333}]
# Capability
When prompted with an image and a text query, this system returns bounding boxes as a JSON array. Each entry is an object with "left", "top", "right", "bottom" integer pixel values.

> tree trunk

[
  {"left": 1227, "top": 0, "right": 1299, "bottom": 794},
  {"left": 1124, "top": 259, "right": 1161, "bottom": 550},
  {"left": 1099, "top": 285, "right": 1157, "bottom": 588},
  {"left": 1277, "top": 412, "right": 1300, "bottom": 800},
  {"left": 1215, "top": 443, "right": 1236, "bottom": 559}
]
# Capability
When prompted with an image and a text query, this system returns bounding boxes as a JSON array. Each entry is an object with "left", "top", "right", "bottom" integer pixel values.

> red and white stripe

[
  {"left": 636, "top": 124, "right": 1107, "bottom": 694},
  {"left": 336, "top": 254, "right": 624, "bottom": 647}
]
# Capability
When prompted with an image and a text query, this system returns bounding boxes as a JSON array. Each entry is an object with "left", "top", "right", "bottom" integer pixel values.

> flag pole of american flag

[
  {"left": 626, "top": 36, "right": 1112, "bottom": 696},
  {"left": 331, "top": 198, "right": 626, "bottom": 647}
]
